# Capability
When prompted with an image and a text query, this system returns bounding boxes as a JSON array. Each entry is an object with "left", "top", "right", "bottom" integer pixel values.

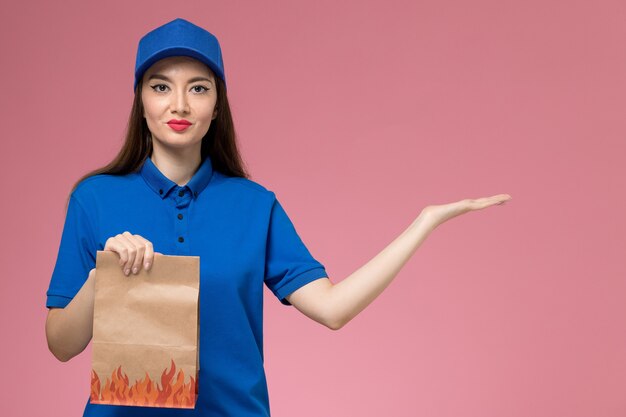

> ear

[{"left": 212, "top": 107, "right": 218, "bottom": 120}]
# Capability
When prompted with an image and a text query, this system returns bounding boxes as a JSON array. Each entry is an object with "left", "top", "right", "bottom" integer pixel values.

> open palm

[{"left": 420, "top": 194, "right": 512, "bottom": 228}]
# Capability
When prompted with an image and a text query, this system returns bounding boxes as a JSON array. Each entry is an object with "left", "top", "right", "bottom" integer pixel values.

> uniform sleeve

[
  {"left": 264, "top": 195, "right": 328, "bottom": 306},
  {"left": 45, "top": 193, "right": 98, "bottom": 309}
]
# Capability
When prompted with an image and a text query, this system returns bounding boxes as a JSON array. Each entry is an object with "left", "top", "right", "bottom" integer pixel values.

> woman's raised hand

[
  {"left": 103, "top": 232, "right": 161, "bottom": 276},
  {"left": 419, "top": 194, "right": 512, "bottom": 230}
]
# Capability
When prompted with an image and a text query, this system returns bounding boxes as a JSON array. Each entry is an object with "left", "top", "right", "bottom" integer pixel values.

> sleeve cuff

[
  {"left": 274, "top": 267, "right": 329, "bottom": 306},
  {"left": 46, "top": 294, "right": 73, "bottom": 309}
]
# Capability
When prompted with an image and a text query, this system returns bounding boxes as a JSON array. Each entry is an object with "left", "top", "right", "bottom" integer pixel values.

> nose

[{"left": 170, "top": 88, "right": 190, "bottom": 114}]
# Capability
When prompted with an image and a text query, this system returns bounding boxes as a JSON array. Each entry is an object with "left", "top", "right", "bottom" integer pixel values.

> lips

[
  {"left": 167, "top": 119, "right": 192, "bottom": 132},
  {"left": 168, "top": 119, "right": 191, "bottom": 125}
]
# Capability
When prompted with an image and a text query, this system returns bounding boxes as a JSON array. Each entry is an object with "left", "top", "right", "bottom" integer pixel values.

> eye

[
  {"left": 149, "top": 84, "right": 209, "bottom": 94},
  {"left": 192, "top": 85, "right": 210, "bottom": 93},
  {"left": 150, "top": 84, "right": 169, "bottom": 93}
]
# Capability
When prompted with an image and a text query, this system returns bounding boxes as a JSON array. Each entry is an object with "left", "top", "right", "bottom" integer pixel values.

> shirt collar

[{"left": 139, "top": 155, "right": 214, "bottom": 199}]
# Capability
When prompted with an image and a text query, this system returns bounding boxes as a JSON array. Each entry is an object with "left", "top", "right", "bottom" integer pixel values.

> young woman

[{"left": 45, "top": 17, "right": 511, "bottom": 417}]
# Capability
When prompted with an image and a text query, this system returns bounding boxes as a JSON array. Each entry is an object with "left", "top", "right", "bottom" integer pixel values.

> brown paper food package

[{"left": 89, "top": 250, "right": 200, "bottom": 409}]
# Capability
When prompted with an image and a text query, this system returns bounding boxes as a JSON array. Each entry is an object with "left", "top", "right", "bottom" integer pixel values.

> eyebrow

[{"left": 148, "top": 74, "right": 213, "bottom": 84}]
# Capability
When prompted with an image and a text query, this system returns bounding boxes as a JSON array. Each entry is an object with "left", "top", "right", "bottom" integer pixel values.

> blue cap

[{"left": 134, "top": 18, "right": 226, "bottom": 92}]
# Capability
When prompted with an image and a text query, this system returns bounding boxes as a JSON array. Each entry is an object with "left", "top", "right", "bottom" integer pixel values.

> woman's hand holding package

[{"left": 104, "top": 231, "right": 161, "bottom": 276}]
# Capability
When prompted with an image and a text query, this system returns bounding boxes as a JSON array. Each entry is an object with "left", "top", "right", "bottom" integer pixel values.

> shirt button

[
  {"left": 178, "top": 236, "right": 184, "bottom": 243},
  {"left": 178, "top": 213, "right": 183, "bottom": 220},
  {"left": 159, "top": 189, "right": 163, "bottom": 195},
  {"left": 194, "top": 191, "right": 198, "bottom": 197},
  {"left": 178, "top": 190, "right": 185, "bottom": 197}
]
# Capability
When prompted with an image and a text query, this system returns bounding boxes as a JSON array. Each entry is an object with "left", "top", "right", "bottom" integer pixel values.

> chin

[{"left": 156, "top": 136, "right": 202, "bottom": 150}]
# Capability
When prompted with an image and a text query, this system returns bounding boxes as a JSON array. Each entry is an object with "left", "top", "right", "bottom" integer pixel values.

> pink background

[{"left": 1, "top": 0, "right": 625, "bottom": 416}]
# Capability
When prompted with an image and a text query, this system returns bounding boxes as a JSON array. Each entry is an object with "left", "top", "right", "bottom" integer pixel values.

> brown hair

[{"left": 64, "top": 73, "right": 249, "bottom": 212}]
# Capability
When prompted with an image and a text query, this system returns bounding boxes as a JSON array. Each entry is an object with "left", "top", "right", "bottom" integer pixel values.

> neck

[{"left": 150, "top": 144, "right": 202, "bottom": 186}]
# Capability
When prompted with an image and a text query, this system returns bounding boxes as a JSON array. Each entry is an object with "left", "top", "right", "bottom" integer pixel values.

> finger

[
  {"left": 134, "top": 235, "right": 155, "bottom": 271},
  {"left": 104, "top": 236, "right": 132, "bottom": 269},
  {"left": 497, "top": 194, "right": 512, "bottom": 204},
  {"left": 469, "top": 195, "right": 509, "bottom": 209},
  {"left": 117, "top": 232, "right": 139, "bottom": 276},
  {"left": 464, "top": 198, "right": 492, "bottom": 210},
  {"left": 123, "top": 232, "right": 146, "bottom": 275},
  {"left": 486, "top": 197, "right": 506, "bottom": 207},
  {"left": 486, "top": 194, "right": 511, "bottom": 206}
]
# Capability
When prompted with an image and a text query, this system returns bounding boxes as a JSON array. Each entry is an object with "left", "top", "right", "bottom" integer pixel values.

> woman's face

[{"left": 141, "top": 56, "right": 218, "bottom": 155}]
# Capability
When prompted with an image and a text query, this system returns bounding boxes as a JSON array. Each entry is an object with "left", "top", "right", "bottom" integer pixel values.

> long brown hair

[{"left": 64, "top": 71, "right": 249, "bottom": 212}]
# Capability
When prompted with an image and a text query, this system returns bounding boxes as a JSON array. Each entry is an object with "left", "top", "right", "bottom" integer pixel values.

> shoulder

[
  {"left": 211, "top": 171, "right": 277, "bottom": 202},
  {"left": 70, "top": 172, "right": 135, "bottom": 205}
]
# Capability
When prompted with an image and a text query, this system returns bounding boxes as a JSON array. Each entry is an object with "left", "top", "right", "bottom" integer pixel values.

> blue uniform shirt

[{"left": 46, "top": 155, "right": 328, "bottom": 416}]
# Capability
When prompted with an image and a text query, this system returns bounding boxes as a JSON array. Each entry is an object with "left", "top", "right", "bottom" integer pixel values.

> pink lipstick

[{"left": 167, "top": 119, "right": 192, "bottom": 132}]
